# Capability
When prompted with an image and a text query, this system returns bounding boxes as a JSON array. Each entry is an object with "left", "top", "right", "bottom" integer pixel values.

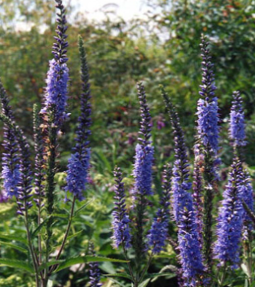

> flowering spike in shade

[
  {"left": 214, "top": 159, "right": 244, "bottom": 268},
  {"left": 0, "top": 82, "right": 21, "bottom": 198},
  {"left": 197, "top": 35, "right": 219, "bottom": 154},
  {"left": 229, "top": 91, "right": 246, "bottom": 147},
  {"left": 147, "top": 164, "right": 171, "bottom": 254},
  {"left": 177, "top": 195, "right": 204, "bottom": 286},
  {"left": 133, "top": 143, "right": 154, "bottom": 196},
  {"left": 112, "top": 167, "right": 132, "bottom": 249},
  {"left": 40, "top": 0, "right": 69, "bottom": 127},
  {"left": 65, "top": 36, "right": 91, "bottom": 201},
  {"left": 132, "top": 83, "right": 154, "bottom": 196},
  {"left": 162, "top": 88, "right": 191, "bottom": 222},
  {"left": 88, "top": 243, "right": 102, "bottom": 287}
]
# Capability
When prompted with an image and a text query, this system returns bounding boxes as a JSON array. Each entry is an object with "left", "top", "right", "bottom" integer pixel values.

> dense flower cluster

[
  {"left": 214, "top": 159, "right": 244, "bottom": 268},
  {"left": 229, "top": 91, "right": 246, "bottom": 147},
  {"left": 197, "top": 35, "right": 219, "bottom": 154},
  {"left": 178, "top": 194, "right": 204, "bottom": 286},
  {"left": 65, "top": 37, "right": 92, "bottom": 200},
  {"left": 197, "top": 97, "right": 219, "bottom": 153},
  {"left": 65, "top": 151, "right": 90, "bottom": 201},
  {"left": 40, "top": 0, "right": 69, "bottom": 127},
  {"left": 148, "top": 165, "right": 171, "bottom": 253},
  {"left": 132, "top": 82, "right": 154, "bottom": 197},
  {"left": 112, "top": 167, "right": 131, "bottom": 249},
  {"left": 88, "top": 244, "right": 102, "bottom": 287},
  {"left": 162, "top": 89, "right": 204, "bottom": 284},
  {"left": 40, "top": 60, "right": 69, "bottom": 126},
  {"left": 0, "top": 83, "right": 21, "bottom": 198},
  {"left": 133, "top": 144, "right": 154, "bottom": 196}
]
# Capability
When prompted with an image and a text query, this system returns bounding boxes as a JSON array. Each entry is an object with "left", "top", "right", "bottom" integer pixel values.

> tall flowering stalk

[
  {"left": 88, "top": 243, "right": 102, "bottom": 287},
  {"left": 65, "top": 35, "right": 91, "bottom": 201},
  {"left": 196, "top": 35, "right": 219, "bottom": 268},
  {"left": 49, "top": 36, "right": 92, "bottom": 275},
  {"left": 0, "top": 82, "right": 21, "bottom": 198},
  {"left": 112, "top": 167, "right": 132, "bottom": 250},
  {"left": 162, "top": 88, "right": 204, "bottom": 286},
  {"left": 192, "top": 144, "right": 204, "bottom": 246},
  {"left": 147, "top": 164, "right": 171, "bottom": 254},
  {"left": 214, "top": 159, "right": 244, "bottom": 269},
  {"left": 40, "top": 0, "right": 69, "bottom": 271},
  {"left": 229, "top": 91, "right": 253, "bottom": 283},
  {"left": 132, "top": 82, "right": 154, "bottom": 265}
]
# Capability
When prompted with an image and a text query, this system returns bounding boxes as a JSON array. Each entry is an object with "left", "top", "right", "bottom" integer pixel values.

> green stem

[
  {"left": 138, "top": 252, "right": 153, "bottom": 284},
  {"left": 122, "top": 242, "right": 136, "bottom": 285},
  {"left": 24, "top": 210, "right": 40, "bottom": 287},
  {"left": 48, "top": 195, "right": 76, "bottom": 275}
]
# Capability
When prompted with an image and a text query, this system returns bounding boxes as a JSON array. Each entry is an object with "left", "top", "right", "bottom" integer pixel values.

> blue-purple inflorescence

[
  {"left": 147, "top": 164, "right": 171, "bottom": 254},
  {"left": 192, "top": 144, "right": 204, "bottom": 246},
  {"left": 240, "top": 170, "right": 254, "bottom": 224},
  {"left": 33, "top": 105, "right": 45, "bottom": 208},
  {"left": 65, "top": 36, "right": 91, "bottom": 201},
  {"left": 133, "top": 82, "right": 154, "bottom": 196},
  {"left": 112, "top": 167, "right": 131, "bottom": 249},
  {"left": 162, "top": 88, "right": 204, "bottom": 284},
  {"left": 0, "top": 83, "right": 33, "bottom": 215},
  {"left": 229, "top": 91, "right": 246, "bottom": 147},
  {"left": 177, "top": 194, "right": 205, "bottom": 287},
  {"left": 133, "top": 144, "right": 154, "bottom": 196},
  {"left": 0, "top": 83, "right": 21, "bottom": 198},
  {"left": 40, "top": 0, "right": 69, "bottom": 127},
  {"left": 88, "top": 243, "right": 102, "bottom": 287},
  {"left": 197, "top": 35, "right": 219, "bottom": 155},
  {"left": 214, "top": 159, "right": 244, "bottom": 268},
  {"left": 162, "top": 89, "right": 191, "bottom": 222}
]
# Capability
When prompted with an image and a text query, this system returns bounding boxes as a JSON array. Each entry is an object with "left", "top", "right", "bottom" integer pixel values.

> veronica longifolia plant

[
  {"left": 110, "top": 83, "right": 171, "bottom": 287},
  {"left": 0, "top": 1, "right": 118, "bottom": 286}
]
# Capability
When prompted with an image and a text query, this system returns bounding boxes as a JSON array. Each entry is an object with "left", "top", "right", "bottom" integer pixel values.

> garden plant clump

[{"left": 0, "top": 0, "right": 254, "bottom": 287}]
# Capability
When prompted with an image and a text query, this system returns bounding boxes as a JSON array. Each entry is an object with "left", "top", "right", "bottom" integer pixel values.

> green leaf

[
  {"left": 52, "top": 213, "right": 68, "bottom": 219},
  {"left": 31, "top": 218, "right": 48, "bottom": 238},
  {"left": 0, "top": 241, "right": 28, "bottom": 254},
  {"left": 0, "top": 234, "right": 27, "bottom": 244},
  {"left": 148, "top": 272, "right": 175, "bottom": 279},
  {"left": 109, "top": 278, "right": 127, "bottom": 287},
  {"left": 74, "top": 200, "right": 92, "bottom": 216},
  {"left": 0, "top": 258, "right": 33, "bottom": 273},
  {"left": 138, "top": 278, "right": 151, "bottom": 287},
  {"left": 38, "top": 260, "right": 64, "bottom": 272},
  {"left": 66, "top": 230, "right": 83, "bottom": 241},
  {"left": 104, "top": 273, "right": 132, "bottom": 280},
  {"left": 55, "top": 256, "right": 129, "bottom": 272}
]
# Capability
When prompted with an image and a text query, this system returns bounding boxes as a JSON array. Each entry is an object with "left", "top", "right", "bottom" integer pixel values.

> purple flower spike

[
  {"left": 0, "top": 83, "right": 21, "bottom": 198},
  {"left": 40, "top": 0, "right": 69, "bottom": 128},
  {"left": 133, "top": 144, "right": 154, "bottom": 196},
  {"left": 197, "top": 35, "right": 219, "bottom": 154},
  {"left": 214, "top": 159, "right": 244, "bottom": 268},
  {"left": 240, "top": 169, "right": 254, "bottom": 226},
  {"left": 112, "top": 167, "right": 131, "bottom": 249},
  {"left": 41, "top": 59, "right": 69, "bottom": 126},
  {"left": 148, "top": 165, "right": 171, "bottom": 254},
  {"left": 88, "top": 243, "right": 102, "bottom": 287},
  {"left": 65, "top": 36, "right": 91, "bottom": 201},
  {"left": 66, "top": 151, "right": 90, "bottom": 201},
  {"left": 229, "top": 91, "right": 246, "bottom": 147},
  {"left": 178, "top": 196, "right": 204, "bottom": 286},
  {"left": 132, "top": 82, "right": 154, "bottom": 196}
]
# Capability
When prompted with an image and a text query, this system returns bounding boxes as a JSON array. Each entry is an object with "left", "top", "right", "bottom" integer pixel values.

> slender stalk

[
  {"left": 121, "top": 242, "right": 136, "bottom": 284},
  {"left": 24, "top": 211, "right": 40, "bottom": 287},
  {"left": 138, "top": 252, "right": 153, "bottom": 284},
  {"left": 49, "top": 195, "right": 76, "bottom": 275}
]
